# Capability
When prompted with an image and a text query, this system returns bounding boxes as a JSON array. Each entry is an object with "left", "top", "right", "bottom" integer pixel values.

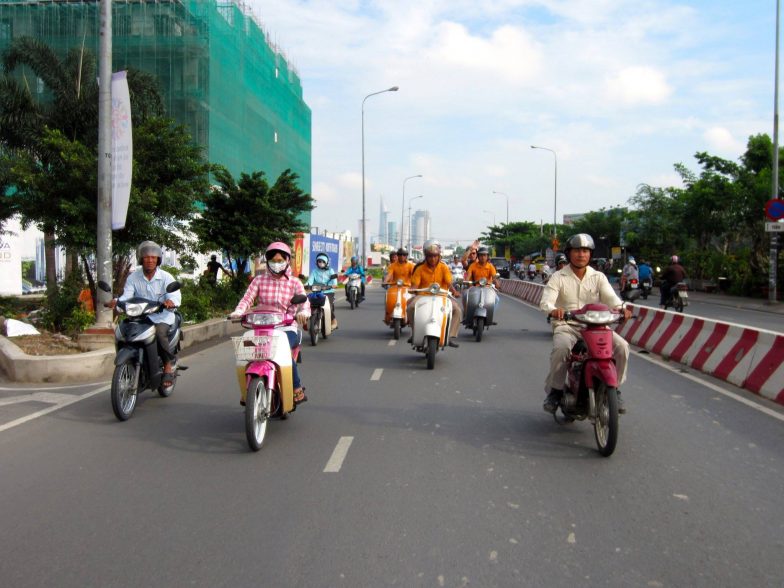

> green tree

[
  {"left": 481, "top": 221, "right": 551, "bottom": 259},
  {"left": 192, "top": 166, "right": 314, "bottom": 281}
]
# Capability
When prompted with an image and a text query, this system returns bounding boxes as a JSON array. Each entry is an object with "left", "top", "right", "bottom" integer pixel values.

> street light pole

[
  {"left": 491, "top": 190, "right": 509, "bottom": 228},
  {"left": 408, "top": 194, "right": 424, "bottom": 252},
  {"left": 483, "top": 209, "right": 496, "bottom": 226},
  {"left": 401, "top": 174, "right": 423, "bottom": 248},
  {"left": 770, "top": 0, "right": 780, "bottom": 304},
  {"left": 362, "top": 86, "right": 398, "bottom": 268},
  {"left": 531, "top": 145, "right": 558, "bottom": 242}
]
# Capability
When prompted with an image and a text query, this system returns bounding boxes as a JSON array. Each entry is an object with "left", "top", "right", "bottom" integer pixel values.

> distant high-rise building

[
  {"left": 411, "top": 209, "right": 431, "bottom": 250},
  {"left": 378, "top": 197, "right": 389, "bottom": 245},
  {"left": 387, "top": 221, "right": 398, "bottom": 249}
]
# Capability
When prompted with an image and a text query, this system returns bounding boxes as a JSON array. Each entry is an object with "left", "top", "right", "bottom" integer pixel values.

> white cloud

[
  {"left": 605, "top": 66, "right": 673, "bottom": 106},
  {"left": 703, "top": 126, "right": 746, "bottom": 156}
]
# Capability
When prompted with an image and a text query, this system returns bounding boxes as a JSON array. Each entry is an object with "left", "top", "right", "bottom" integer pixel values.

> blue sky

[{"left": 248, "top": 0, "right": 777, "bottom": 247}]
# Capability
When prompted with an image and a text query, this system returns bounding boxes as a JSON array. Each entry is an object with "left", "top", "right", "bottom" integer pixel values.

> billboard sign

[{"left": 309, "top": 234, "right": 340, "bottom": 274}]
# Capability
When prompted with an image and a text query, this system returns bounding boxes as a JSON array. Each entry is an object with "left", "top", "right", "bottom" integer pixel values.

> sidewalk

[{"left": 662, "top": 290, "right": 784, "bottom": 316}]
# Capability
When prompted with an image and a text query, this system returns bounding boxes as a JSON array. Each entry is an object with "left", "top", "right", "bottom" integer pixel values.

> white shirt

[
  {"left": 539, "top": 264, "right": 622, "bottom": 317},
  {"left": 120, "top": 267, "right": 181, "bottom": 325}
]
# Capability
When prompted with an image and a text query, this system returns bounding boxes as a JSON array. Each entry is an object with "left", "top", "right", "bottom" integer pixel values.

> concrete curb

[
  {"left": 0, "top": 318, "right": 241, "bottom": 384},
  {"left": 497, "top": 278, "right": 784, "bottom": 406}
]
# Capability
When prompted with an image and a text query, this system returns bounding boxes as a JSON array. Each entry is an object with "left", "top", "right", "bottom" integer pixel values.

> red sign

[{"left": 764, "top": 199, "right": 784, "bottom": 221}]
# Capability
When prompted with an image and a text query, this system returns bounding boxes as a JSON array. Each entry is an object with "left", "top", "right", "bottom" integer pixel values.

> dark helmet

[
  {"left": 210, "top": 254, "right": 217, "bottom": 261},
  {"left": 396, "top": 248, "right": 408, "bottom": 256},
  {"left": 564, "top": 233, "right": 595, "bottom": 254},
  {"left": 137, "top": 240, "right": 163, "bottom": 266},
  {"left": 555, "top": 253, "right": 567, "bottom": 266},
  {"left": 477, "top": 246, "right": 489, "bottom": 256}
]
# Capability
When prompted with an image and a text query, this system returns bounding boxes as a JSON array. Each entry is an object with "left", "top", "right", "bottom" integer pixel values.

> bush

[
  {"left": 62, "top": 307, "right": 95, "bottom": 337},
  {"left": 177, "top": 278, "right": 246, "bottom": 323},
  {"left": 40, "top": 273, "right": 84, "bottom": 333}
]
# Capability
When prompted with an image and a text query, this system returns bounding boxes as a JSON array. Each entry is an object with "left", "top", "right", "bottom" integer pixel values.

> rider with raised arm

[
  {"left": 230, "top": 242, "right": 310, "bottom": 406},
  {"left": 306, "top": 252, "right": 339, "bottom": 331},
  {"left": 407, "top": 239, "right": 462, "bottom": 347},
  {"left": 539, "top": 233, "right": 632, "bottom": 414},
  {"left": 107, "top": 241, "right": 180, "bottom": 389}
]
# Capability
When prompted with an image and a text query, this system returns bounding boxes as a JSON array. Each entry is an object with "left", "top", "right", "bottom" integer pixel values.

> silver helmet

[
  {"left": 422, "top": 239, "right": 441, "bottom": 256},
  {"left": 564, "top": 233, "right": 595, "bottom": 253},
  {"left": 137, "top": 240, "right": 163, "bottom": 266}
]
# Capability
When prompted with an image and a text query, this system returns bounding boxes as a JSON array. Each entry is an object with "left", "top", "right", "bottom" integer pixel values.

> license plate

[{"left": 678, "top": 291, "right": 688, "bottom": 298}]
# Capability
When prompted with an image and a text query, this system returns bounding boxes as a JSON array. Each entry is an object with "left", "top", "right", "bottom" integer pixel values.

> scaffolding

[{"left": 0, "top": 0, "right": 312, "bottom": 205}]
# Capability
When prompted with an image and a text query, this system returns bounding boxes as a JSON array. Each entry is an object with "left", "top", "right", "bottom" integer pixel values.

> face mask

[{"left": 268, "top": 261, "right": 288, "bottom": 274}]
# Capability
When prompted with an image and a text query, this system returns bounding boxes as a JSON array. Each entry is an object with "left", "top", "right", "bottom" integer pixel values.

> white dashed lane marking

[
  {"left": 370, "top": 368, "right": 383, "bottom": 381},
  {"left": 323, "top": 436, "right": 354, "bottom": 473}
]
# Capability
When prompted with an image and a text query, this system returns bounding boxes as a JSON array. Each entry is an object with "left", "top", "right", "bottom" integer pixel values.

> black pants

[
  {"left": 155, "top": 323, "right": 175, "bottom": 364},
  {"left": 361, "top": 283, "right": 366, "bottom": 298}
]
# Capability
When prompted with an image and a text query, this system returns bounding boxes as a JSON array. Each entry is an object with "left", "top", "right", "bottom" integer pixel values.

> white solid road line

[
  {"left": 387, "top": 339, "right": 396, "bottom": 346},
  {"left": 370, "top": 368, "right": 383, "bottom": 381},
  {"left": 0, "top": 384, "right": 110, "bottom": 433},
  {"left": 499, "top": 292, "right": 784, "bottom": 423},
  {"left": 323, "top": 436, "right": 354, "bottom": 473}
]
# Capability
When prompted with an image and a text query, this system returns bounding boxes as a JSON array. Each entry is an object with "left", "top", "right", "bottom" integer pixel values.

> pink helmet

[
  {"left": 265, "top": 241, "right": 291, "bottom": 260},
  {"left": 671, "top": 255, "right": 679, "bottom": 263}
]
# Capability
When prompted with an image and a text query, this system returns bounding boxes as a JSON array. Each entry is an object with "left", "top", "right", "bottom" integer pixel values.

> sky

[{"left": 256, "top": 1, "right": 773, "bottom": 248}]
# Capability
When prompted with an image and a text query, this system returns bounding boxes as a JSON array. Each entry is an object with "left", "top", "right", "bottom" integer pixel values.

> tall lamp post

[
  {"left": 408, "top": 194, "right": 424, "bottom": 252},
  {"left": 770, "top": 0, "right": 780, "bottom": 304},
  {"left": 361, "top": 86, "right": 398, "bottom": 268},
  {"left": 401, "top": 174, "right": 423, "bottom": 248},
  {"left": 531, "top": 145, "right": 558, "bottom": 243},
  {"left": 483, "top": 209, "right": 496, "bottom": 226},
  {"left": 491, "top": 191, "right": 508, "bottom": 228}
]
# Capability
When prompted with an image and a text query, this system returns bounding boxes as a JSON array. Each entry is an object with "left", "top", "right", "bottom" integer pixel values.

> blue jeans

[{"left": 285, "top": 330, "right": 302, "bottom": 389}]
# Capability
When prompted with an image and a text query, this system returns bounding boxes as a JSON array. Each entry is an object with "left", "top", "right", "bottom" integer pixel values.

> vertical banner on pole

[{"left": 111, "top": 71, "right": 133, "bottom": 230}]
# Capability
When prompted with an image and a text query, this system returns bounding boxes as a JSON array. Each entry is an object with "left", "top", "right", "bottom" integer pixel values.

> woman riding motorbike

[
  {"left": 306, "top": 252, "right": 339, "bottom": 330},
  {"left": 230, "top": 242, "right": 310, "bottom": 405}
]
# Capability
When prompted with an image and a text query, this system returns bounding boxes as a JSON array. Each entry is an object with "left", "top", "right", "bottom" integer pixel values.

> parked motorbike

[
  {"left": 640, "top": 277, "right": 652, "bottom": 300},
  {"left": 409, "top": 283, "right": 454, "bottom": 369},
  {"left": 620, "top": 278, "right": 642, "bottom": 302},
  {"left": 230, "top": 294, "right": 307, "bottom": 451},
  {"left": 463, "top": 278, "right": 498, "bottom": 342},
  {"left": 305, "top": 274, "right": 337, "bottom": 346},
  {"left": 663, "top": 281, "right": 689, "bottom": 312},
  {"left": 98, "top": 280, "right": 185, "bottom": 422},
  {"left": 345, "top": 274, "right": 362, "bottom": 309},
  {"left": 553, "top": 303, "right": 624, "bottom": 457},
  {"left": 385, "top": 279, "right": 409, "bottom": 340}
]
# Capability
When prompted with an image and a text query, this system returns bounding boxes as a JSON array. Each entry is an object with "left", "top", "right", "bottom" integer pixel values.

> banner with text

[{"left": 111, "top": 71, "right": 133, "bottom": 230}]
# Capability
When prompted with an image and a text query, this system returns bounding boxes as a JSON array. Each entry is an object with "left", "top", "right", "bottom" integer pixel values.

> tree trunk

[{"left": 44, "top": 230, "right": 57, "bottom": 294}]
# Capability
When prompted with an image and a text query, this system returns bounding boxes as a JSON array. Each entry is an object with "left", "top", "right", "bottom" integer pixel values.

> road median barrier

[
  {"left": 498, "top": 278, "right": 784, "bottom": 405},
  {"left": 0, "top": 317, "right": 241, "bottom": 384}
]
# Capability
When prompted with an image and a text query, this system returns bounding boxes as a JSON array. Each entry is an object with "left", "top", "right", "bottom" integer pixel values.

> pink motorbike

[
  {"left": 554, "top": 303, "right": 624, "bottom": 457},
  {"left": 230, "top": 294, "right": 307, "bottom": 451}
]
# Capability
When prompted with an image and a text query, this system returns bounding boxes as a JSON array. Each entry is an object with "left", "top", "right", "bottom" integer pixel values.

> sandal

[
  {"left": 293, "top": 387, "right": 308, "bottom": 405},
  {"left": 161, "top": 372, "right": 176, "bottom": 388}
]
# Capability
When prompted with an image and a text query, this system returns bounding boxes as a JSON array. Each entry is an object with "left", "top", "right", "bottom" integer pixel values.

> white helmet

[
  {"left": 137, "top": 241, "right": 162, "bottom": 266},
  {"left": 423, "top": 239, "right": 441, "bottom": 256}
]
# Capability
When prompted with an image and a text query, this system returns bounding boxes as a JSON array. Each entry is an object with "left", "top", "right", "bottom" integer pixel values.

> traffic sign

[
  {"left": 764, "top": 199, "right": 784, "bottom": 221},
  {"left": 765, "top": 222, "right": 784, "bottom": 232}
]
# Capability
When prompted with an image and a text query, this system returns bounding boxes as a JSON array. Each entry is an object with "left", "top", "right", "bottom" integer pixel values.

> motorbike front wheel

[
  {"left": 475, "top": 317, "right": 485, "bottom": 342},
  {"left": 245, "top": 376, "right": 273, "bottom": 452},
  {"left": 426, "top": 336, "right": 437, "bottom": 370},
  {"left": 593, "top": 381, "right": 619, "bottom": 457},
  {"left": 111, "top": 361, "right": 138, "bottom": 421},
  {"left": 393, "top": 318, "right": 401, "bottom": 340},
  {"left": 309, "top": 310, "right": 321, "bottom": 346},
  {"left": 348, "top": 289, "right": 355, "bottom": 309}
]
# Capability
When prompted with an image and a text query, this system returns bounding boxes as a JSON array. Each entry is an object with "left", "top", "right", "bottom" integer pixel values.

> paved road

[{"left": 2, "top": 287, "right": 784, "bottom": 587}]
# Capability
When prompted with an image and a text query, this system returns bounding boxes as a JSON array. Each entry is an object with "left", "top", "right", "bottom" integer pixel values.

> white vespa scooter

[{"left": 408, "top": 283, "right": 454, "bottom": 369}]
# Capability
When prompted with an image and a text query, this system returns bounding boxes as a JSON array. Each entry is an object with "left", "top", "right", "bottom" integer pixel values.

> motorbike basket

[{"left": 232, "top": 336, "right": 273, "bottom": 362}]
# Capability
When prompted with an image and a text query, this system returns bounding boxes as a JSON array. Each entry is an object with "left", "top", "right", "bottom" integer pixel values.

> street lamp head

[{"left": 389, "top": 86, "right": 399, "bottom": 92}]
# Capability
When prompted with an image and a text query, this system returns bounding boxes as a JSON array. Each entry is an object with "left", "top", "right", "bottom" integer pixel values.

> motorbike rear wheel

[
  {"left": 393, "top": 318, "right": 401, "bottom": 340},
  {"left": 475, "top": 317, "right": 485, "bottom": 342},
  {"left": 309, "top": 310, "right": 321, "bottom": 346},
  {"left": 348, "top": 289, "right": 355, "bottom": 309},
  {"left": 593, "top": 381, "right": 619, "bottom": 457},
  {"left": 245, "top": 376, "right": 272, "bottom": 452},
  {"left": 674, "top": 295, "right": 684, "bottom": 313},
  {"left": 111, "top": 361, "right": 138, "bottom": 421},
  {"left": 426, "top": 336, "right": 437, "bottom": 370}
]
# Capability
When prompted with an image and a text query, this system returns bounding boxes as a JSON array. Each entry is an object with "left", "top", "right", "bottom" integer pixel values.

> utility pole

[
  {"left": 94, "top": 0, "right": 113, "bottom": 327},
  {"left": 770, "top": 0, "right": 781, "bottom": 304}
]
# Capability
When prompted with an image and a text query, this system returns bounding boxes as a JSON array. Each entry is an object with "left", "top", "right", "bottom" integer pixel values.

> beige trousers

[{"left": 544, "top": 323, "right": 629, "bottom": 393}]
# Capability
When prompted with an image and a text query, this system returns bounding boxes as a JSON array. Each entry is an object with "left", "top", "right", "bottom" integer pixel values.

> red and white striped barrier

[
  {"left": 499, "top": 279, "right": 784, "bottom": 405},
  {"left": 617, "top": 306, "right": 784, "bottom": 404}
]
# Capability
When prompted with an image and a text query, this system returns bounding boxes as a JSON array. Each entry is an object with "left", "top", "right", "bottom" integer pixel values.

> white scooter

[
  {"left": 409, "top": 283, "right": 454, "bottom": 369},
  {"left": 386, "top": 279, "right": 410, "bottom": 340},
  {"left": 305, "top": 282, "right": 334, "bottom": 346},
  {"left": 345, "top": 274, "right": 362, "bottom": 309}
]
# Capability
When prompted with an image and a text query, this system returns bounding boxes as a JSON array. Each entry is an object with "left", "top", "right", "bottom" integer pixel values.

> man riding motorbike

[
  {"left": 638, "top": 259, "right": 653, "bottom": 296},
  {"left": 619, "top": 256, "right": 639, "bottom": 293},
  {"left": 382, "top": 251, "right": 398, "bottom": 288},
  {"left": 407, "top": 239, "right": 462, "bottom": 347},
  {"left": 384, "top": 247, "right": 415, "bottom": 324},
  {"left": 344, "top": 256, "right": 367, "bottom": 301},
  {"left": 107, "top": 241, "right": 181, "bottom": 389},
  {"left": 660, "top": 255, "right": 688, "bottom": 309},
  {"left": 230, "top": 242, "right": 310, "bottom": 405},
  {"left": 539, "top": 233, "right": 632, "bottom": 414},
  {"left": 305, "top": 252, "right": 339, "bottom": 330},
  {"left": 461, "top": 240, "right": 480, "bottom": 270},
  {"left": 554, "top": 253, "right": 568, "bottom": 271}
]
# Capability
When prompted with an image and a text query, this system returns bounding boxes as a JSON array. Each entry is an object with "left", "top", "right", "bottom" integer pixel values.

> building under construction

[{"left": 0, "top": 0, "right": 311, "bottom": 222}]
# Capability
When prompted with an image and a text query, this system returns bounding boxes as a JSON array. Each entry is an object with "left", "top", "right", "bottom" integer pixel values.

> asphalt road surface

[{"left": 2, "top": 287, "right": 783, "bottom": 587}]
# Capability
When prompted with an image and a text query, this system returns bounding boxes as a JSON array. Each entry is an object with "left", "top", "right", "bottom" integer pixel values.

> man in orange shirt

[
  {"left": 464, "top": 247, "right": 498, "bottom": 285},
  {"left": 384, "top": 248, "right": 415, "bottom": 324},
  {"left": 407, "top": 239, "right": 462, "bottom": 347}
]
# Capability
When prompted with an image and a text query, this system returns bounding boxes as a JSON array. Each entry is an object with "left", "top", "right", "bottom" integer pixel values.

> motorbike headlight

[
  {"left": 576, "top": 309, "right": 616, "bottom": 324},
  {"left": 479, "top": 278, "right": 487, "bottom": 286},
  {"left": 312, "top": 285, "right": 322, "bottom": 292},
  {"left": 125, "top": 302, "right": 145, "bottom": 317},
  {"left": 397, "top": 279, "right": 404, "bottom": 286},
  {"left": 247, "top": 313, "right": 283, "bottom": 326},
  {"left": 428, "top": 283, "right": 441, "bottom": 294}
]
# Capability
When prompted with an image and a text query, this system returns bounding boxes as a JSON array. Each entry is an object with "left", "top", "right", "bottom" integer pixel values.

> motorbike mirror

[
  {"left": 290, "top": 294, "right": 307, "bottom": 305},
  {"left": 298, "top": 274, "right": 306, "bottom": 280},
  {"left": 329, "top": 274, "right": 338, "bottom": 280},
  {"left": 166, "top": 281, "right": 181, "bottom": 293},
  {"left": 97, "top": 280, "right": 112, "bottom": 293}
]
